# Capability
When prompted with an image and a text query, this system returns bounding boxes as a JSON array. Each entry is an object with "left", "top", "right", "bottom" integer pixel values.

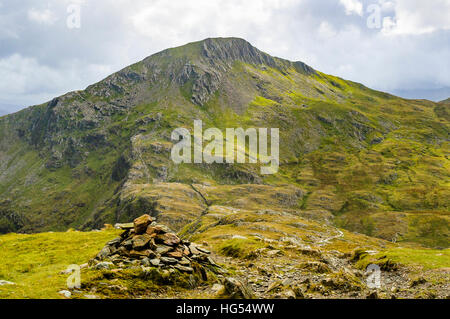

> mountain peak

[
  {"left": 199, "top": 37, "right": 276, "bottom": 66},
  {"left": 151, "top": 37, "right": 315, "bottom": 76}
]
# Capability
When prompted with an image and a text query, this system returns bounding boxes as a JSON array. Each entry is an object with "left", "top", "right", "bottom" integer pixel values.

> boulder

[
  {"left": 134, "top": 214, "right": 154, "bottom": 234},
  {"left": 223, "top": 277, "right": 254, "bottom": 299},
  {"left": 156, "top": 233, "right": 181, "bottom": 246}
]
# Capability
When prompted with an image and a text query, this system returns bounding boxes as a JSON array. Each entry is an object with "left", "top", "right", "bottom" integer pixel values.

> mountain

[{"left": 0, "top": 37, "right": 448, "bottom": 249}]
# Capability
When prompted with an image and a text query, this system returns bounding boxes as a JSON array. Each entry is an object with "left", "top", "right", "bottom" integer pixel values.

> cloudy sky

[{"left": 1, "top": 0, "right": 449, "bottom": 115}]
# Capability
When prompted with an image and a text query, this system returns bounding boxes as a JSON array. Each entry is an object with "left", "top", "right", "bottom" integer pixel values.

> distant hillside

[{"left": 0, "top": 38, "right": 448, "bottom": 248}]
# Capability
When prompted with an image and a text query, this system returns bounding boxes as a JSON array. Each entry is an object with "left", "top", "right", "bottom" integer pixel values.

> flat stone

[
  {"left": 160, "top": 257, "right": 178, "bottom": 264},
  {"left": 150, "top": 258, "right": 160, "bottom": 266},
  {"left": 207, "top": 257, "right": 219, "bottom": 267},
  {"left": 154, "top": 224, "right": 172, "bottom": 233},
  {"left": 174, "top": 265, "right": 194, "bottom": 273},
  {"left": 94, "top": 261, "right": 114, "bottom": 270},
  {"left": 114, "top": 223, "right": 134, "bottom": 230},
  {"left": 156, "top": 244, "right": 173, "bottom": 255},
  {"left": 129, "top": 250, "right": 153, "bottom": 258},
  {"left": 166, "top": 249, "right": 183, "bottom": 258},
  {"left": 132, "top": 234, "right": 153, "bottom": 250},
  {"left": 179, "top": 257, "right": 191, "bottom": 265},
  {"left": 189, "top": 245, "right": 201, "bottom": 255},
  {"left": 195, "top": 246, "right": 210, "bottom": 254},
  {"left": 156, "top": 233, "right": 181, "bottom": 246},
  {"left": 107, "top": 237, "right": 122, "bottom": 247},
  {"left": 134, "top": 214, "right": 154, "bottom": 234},
  {"left": 146, "top": 226, "right": 161, "bottom": 236}
]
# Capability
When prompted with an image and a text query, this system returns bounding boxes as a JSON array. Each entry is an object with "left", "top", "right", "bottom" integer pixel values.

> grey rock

[
  {"left": 96, "top": 246, "right": 111, "bottom": 260},
  {"left": 114, "top": 223, "right": 134, "bottom": 230},
  {"left": 160, "top": 257, "right": 178, "bottom": 264},
  {"left": 179, "top": 257, "right": 191, "bottom": 265},
  {"left": 94, "top": 261, "right": 114, "bottom": 270},
  {"left": 58, "top": 290, "right": 72, "bottom": 298},
  {"left": 141, "top": 258, "right": 151, "bottom": 267},
  {"left": 156, "top": 244, "right": 172, "bottom": 255},
  {"left": 223, "top": 277, "right": 254, "bottom": 299},
  {"left": 107, "top": 237, "right": 122, "bottom": 247},
  {"left": 122, "top": 239, "right": 133, "bottom": 249},
  {"left": 195, "top": 246, "right": 210, "bottom": 254},
  {"left": 150, "top": 258, "right": 161, "bottom": 266},
  {"left": 0, "top": 280, "right": 15, "bottom": 286},
  {"left": 284, "top": 289, "right": 296, "bottom": 299},
  {"left": 174, "top": 265, "right": 194, "bottom": 273}
]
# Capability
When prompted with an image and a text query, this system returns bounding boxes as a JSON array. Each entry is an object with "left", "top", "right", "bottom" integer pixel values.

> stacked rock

[{"left": 92, "top": 214, "right": 217, "bottom": 274}]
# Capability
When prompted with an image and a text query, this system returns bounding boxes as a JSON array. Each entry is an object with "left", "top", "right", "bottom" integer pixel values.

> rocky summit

[{"left": 91, "top": 214, "right": 219, "bottom": 275}]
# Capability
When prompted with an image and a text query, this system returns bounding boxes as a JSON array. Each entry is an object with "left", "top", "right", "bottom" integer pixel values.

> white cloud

[
  {"left": 318, "top": 21, "right": 337, "bottom": 39},
  {"left": 339, "top": 0, "right": 363, "bottom": 16},
  {"left": 1, "top": 0, "right": 450, "bottom": 112},
  {"left": 129, "top": 0, "right": 298, "bottom": 44},
  {"left": 382, "top": 0, "right": 450, "bottom": 35},
  {"left": 27, "top": 8, "right": 58, "bottom": 25}
]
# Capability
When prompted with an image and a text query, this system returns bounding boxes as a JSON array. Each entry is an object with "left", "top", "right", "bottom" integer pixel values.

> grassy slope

[
  {"left": 0, "top": 228, "right": 448, "bottom": 299},
  {"left": 0, "top": 229, "right": 120, "bottom": 298}
]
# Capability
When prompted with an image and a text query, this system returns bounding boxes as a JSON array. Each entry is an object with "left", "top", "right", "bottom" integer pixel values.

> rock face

[{"left": 92, "top": 214, "right": 218, "bottom": 274}]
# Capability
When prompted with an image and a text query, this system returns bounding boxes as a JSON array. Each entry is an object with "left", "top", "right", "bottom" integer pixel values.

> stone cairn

[{"left": 91, "top": 214, "right": 218, "bottom": 274}]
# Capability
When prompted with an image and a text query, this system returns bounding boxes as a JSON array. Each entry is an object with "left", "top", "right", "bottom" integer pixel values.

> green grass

[
  {"left": 0, "top": 229, "right": 120, "bottom": 299},
  {"left": 219, "top": 238, "right": 266, "bottom": 259},
  {"left": 356, "top": 247, "right": 450, "bottom": 270}
]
